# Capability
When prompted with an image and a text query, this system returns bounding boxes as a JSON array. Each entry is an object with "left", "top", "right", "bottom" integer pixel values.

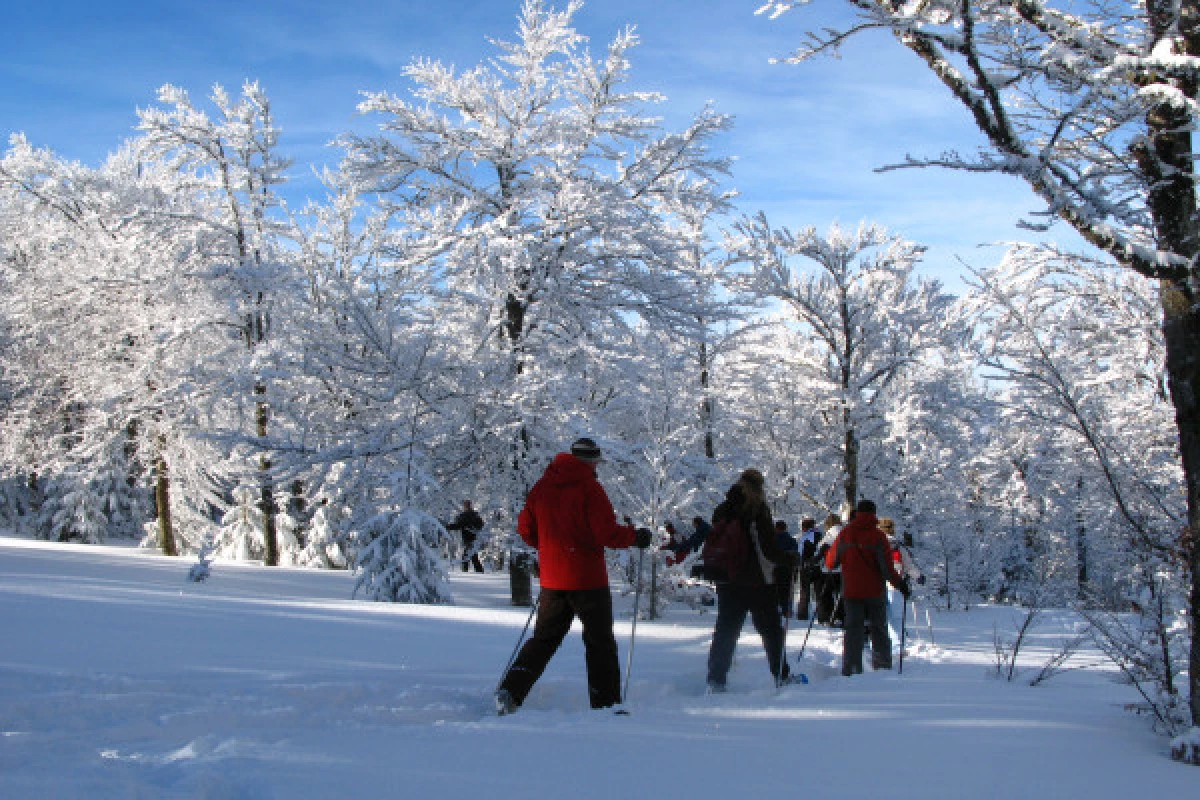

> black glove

[
  {"left": 917, "top": 574, "right": 926, "bottom": 586},
  {"left": 634, "top": 527, "right": 653, "bottom": 549}
]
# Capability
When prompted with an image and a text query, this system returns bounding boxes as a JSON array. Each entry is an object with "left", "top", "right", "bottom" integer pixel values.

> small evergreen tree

[
  {"left": 90, "top": 433, "right": 148, "bottom": 540},
  {"left": 299, "top": 491, "right": 354, "bottom": 569},
  {"left": 39, "top": 471, "right": 106, "bottom": 543},
  {"left": 213, "top": 486, "right": 265, "bottom": 562},
  {"left": 352, "top": 508, "right": 451, "bottom": 604}
]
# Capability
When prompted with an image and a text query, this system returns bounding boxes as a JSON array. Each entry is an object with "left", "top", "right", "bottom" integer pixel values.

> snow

[{"left": 0, "top": 535, "right": 1193, "bottom": 798}]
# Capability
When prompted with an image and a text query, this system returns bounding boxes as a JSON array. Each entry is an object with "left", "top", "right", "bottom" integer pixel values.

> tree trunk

[
  {"left": 257, "top": 391, "right": 279, "bottom": 566},
  {"left": 154, "top": 453, "right": 178, "bottom": 557},
  {"left": 1136, "top": 5, "right": 1200, "bottom": 721},
  {"left": 1075, "top": 475, "right": 1089, "bottom": 599},
  {"left": 843, "top": 424, "right": 859, "bottom": 510},
  {"left": 1161, "top": 291, "right": 1200, "bottom": 727},
  {"left": 699, "top": 338, "right": 715, "bottom": 460}
]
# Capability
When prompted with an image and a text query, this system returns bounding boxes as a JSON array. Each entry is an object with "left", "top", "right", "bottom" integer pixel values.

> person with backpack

[
  {"left": 494, "top": 438, "right": 652, "bottom": 715},
  {"left": 880, "top": 517, "right": 924, "bottom": 642},
  {"left": 773, "top": 520, "right": 799, "bottom": 619},
  {"left": 796, "top": 518, "right": 819, "bottom": 619},
  {"left": 813, "top": 513, "right": 844, "bottom": 625},
  {"left": 824, "top": 500, "right": 910, "bottom": 676},
  {"left": 703, "top": 469, "right": 801, "bottom": 692}
]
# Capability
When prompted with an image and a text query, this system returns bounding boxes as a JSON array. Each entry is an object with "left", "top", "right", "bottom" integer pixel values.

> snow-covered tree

[
  {"left": 758, "top": 0, "right": 1200, "bottom": 736},
  {"left": 734, "top": 218, "right": 955, "bottom": 511},
  {"left": 299, "top": 494, "right": 354, "bottom": 570},
  {"left": 37, "top": 470, "right": 106, "bottom": 544},
  {"left": 214, "top": 486, "right": 266, "bottom": 562},
  {"left": 137, "top": 81, "right": 298, "bottom": 566},
  {"left": 0, "top": 135, "right": 234, "bottom": 555},
  {"left": 353, "top": 508, "right": 452, "bottom": 604},
  {"left": 338, "top": 0, "right": 732, "bottom": 518}
]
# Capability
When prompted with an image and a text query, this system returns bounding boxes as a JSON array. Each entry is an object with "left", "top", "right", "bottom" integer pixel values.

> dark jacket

[
  {"left": 447, "top": 509, "right": 484, "bottom": 538},
  {"left": 711, "top": 482, "right": 793, "bottom": 586},
  {"left": 773, "top": 530, "right": 799, "bottom": 585},
  {"left": 517, "top": 453, "right": 636, "bottom": 590},
  {"left": 825, "top": 512, "right": 905, "bottom": 599},
  {"left": 682, "top": 519, "right": 711, "bottom": 553}
]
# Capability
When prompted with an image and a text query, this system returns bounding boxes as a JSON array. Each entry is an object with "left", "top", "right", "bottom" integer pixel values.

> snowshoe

[{"left": 495, "top": 688, "right": 518, "bottom": 716}]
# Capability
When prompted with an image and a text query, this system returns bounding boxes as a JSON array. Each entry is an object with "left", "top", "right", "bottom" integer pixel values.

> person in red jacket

[
  {"left": 825, "top": 499, "right": 909, "bottom": 676},
  {"left": 495, "top": 438, "right": 650, "bottom": 715}
]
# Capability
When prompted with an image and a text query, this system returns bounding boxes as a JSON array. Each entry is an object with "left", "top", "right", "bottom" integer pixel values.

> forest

[{"left": 0, "top": 0, "right": 1196, "bottom": 751}]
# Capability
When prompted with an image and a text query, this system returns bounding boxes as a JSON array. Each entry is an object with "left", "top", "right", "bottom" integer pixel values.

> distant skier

[
  {"left": 814, "top": 513, "right": 844, "bottom": 625},
  {"left": 796, "top": 518, "right": 819, "bottom": 619},
  {"left": 879, "top": 517, "right": 924, "bottom": 642},
  {"left": 825, "top": 500, "right": 909, "bottom": 676},
  {"left": 445, "top": 499, "right": 485, "bottom": 573},
  {"left": 495, "top": 438, "right": 651, "bottom": 715},
  {"left": 773, "top": 519, "right": 799, "bottom": 619}
]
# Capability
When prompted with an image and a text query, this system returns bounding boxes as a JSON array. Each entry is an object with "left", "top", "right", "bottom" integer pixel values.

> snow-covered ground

[{"left": 0, "top": 536, "right": 1192, "bottom": 798}]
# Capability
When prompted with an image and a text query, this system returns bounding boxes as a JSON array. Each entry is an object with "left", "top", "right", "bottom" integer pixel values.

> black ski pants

[
  {"left": 460, "top": 531, "right": 484, "bottom": 572},
  {"left": 707, "top": 583, "right": 789, "bottom": 687},
  {"left": 499, "top": 587, "right": 621, "bottom": 709},
  {"left": 841, "top": 595, "right": 891, "bottom": 675}
]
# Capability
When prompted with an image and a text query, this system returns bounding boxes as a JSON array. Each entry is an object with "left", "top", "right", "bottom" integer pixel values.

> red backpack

[{"left": 699, "top": 515, "right": 752, "bottom": 583}]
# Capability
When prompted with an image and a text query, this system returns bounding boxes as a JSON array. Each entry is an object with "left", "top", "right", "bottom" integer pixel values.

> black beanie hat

[{"left": 570, "top": 437, "right": 603, "bottom": 463}]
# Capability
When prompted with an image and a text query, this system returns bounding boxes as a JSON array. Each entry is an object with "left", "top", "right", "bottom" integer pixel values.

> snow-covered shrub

[
  {"left": 1081, "top": 575, "right": 1190, "bottom": 737},
  {"left": 213, "top": 486, "right": 265, "bottom": 562},
  {"left": 352, "top": 508, "right": 451, "bottom": 604},
  {"left": 273, "top": 489, "right": 304, "bottom": 566},
  {"left": 90, "top": 434, "right": 149, "bottom": 540},
  {"left": 299, "top": 496, "right": 354, "bottom": 569},
  {"left": 37, "top": 471, "right": 106, "bottom": 543},
  {"left": 1171, "top": 727, "right": 1200, "bottom": 766},
  {"left": 188, "top": 537, "right": 215, "bottom": 582}
]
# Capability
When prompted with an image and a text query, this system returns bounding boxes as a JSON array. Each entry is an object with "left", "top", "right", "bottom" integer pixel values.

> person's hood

[
  {"left": 843, "top": 512, "right": 879, "bottom": 534},
  {"left": 541, "top": 452, "right": 598, "bottom": 486}
]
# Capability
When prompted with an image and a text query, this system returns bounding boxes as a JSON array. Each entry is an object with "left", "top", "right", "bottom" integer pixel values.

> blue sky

[{"left": 3, "top": 0, "right": 1077, "bottom": 291}]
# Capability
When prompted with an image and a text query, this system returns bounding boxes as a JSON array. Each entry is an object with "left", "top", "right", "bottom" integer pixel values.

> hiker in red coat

[
  {"left": 825, "top": 499, "right": 909, "bottom": 676},
  {"left": 495, "top": 438, "right": 651, "bottom": 715}
]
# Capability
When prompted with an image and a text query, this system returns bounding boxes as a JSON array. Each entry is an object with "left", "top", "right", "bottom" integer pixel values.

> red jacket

[
  {"left": 825, "top": 512, "right": 904, "bottom": 600},
  {"left": 517, "top": 453, "right": 636, "bottom": 590}
]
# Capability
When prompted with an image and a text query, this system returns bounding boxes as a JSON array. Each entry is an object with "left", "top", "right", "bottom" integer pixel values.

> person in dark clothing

[
  {"left": 495, "top": 438, "right": 651, "bottom": 714},
  {"left": 446, "top": 500, "right": 485, "bottom": 573},
  {"left": 684, "top": 516, "right": 712, "bottom": 553},
  {"left": 825, "top": 499, "right": 909, "bottom": 676},
  {"left": 705, "top": 469, "right": 801, "bottom": 692},
  {"left": 814, "top": 513, "right": 844, "bottom": 626},
  {"left": 773, "top": 520, "right": 799, "bottom": 619},
  {"left": 664, "top": 521, "right": 691, "bottom": 566},
  {"left": 796, "top": 518, "right": 818, "bottom": 619}
]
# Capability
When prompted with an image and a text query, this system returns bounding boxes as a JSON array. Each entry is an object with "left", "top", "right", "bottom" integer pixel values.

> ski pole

[
  {"left": 898, "top": 592, "right": 908, "bottom": 675},
  {"left": 622, "top": 546, "right": 646, "bottom": 704},
  {"left": 496, "top": 592, "right": 540, "bottom": 693},
  {"left": 776, "top": 565, "right": 799, "bottom": 688},
  {"left": 797, "top": 595, "right": 818, "bottom": 659}
]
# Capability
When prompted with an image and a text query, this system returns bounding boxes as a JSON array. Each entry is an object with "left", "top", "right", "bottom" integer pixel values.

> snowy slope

[{"left": 0, "top": 536, "right": 1192, "bottom": 799}]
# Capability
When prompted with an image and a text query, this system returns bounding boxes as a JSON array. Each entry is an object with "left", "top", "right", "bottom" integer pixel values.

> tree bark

[
  {"left": 154, "top": 452, "right": 178, "bottom": 557},
  {"left": 1161, "top": 291, "right": 1200, "bottom": 726},
  {"left": 257, "top": 391, "right": 279, "bottom": 566}
]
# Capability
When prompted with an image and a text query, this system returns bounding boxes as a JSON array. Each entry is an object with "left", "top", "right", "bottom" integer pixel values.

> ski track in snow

[{"left": 0, "top": 536, "right": 1194, "bottom": 799}]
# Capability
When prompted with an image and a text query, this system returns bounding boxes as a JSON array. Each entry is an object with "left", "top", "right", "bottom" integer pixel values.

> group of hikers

[{"left": 456, "top": 437, "right": 924, "bottom": 715}]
